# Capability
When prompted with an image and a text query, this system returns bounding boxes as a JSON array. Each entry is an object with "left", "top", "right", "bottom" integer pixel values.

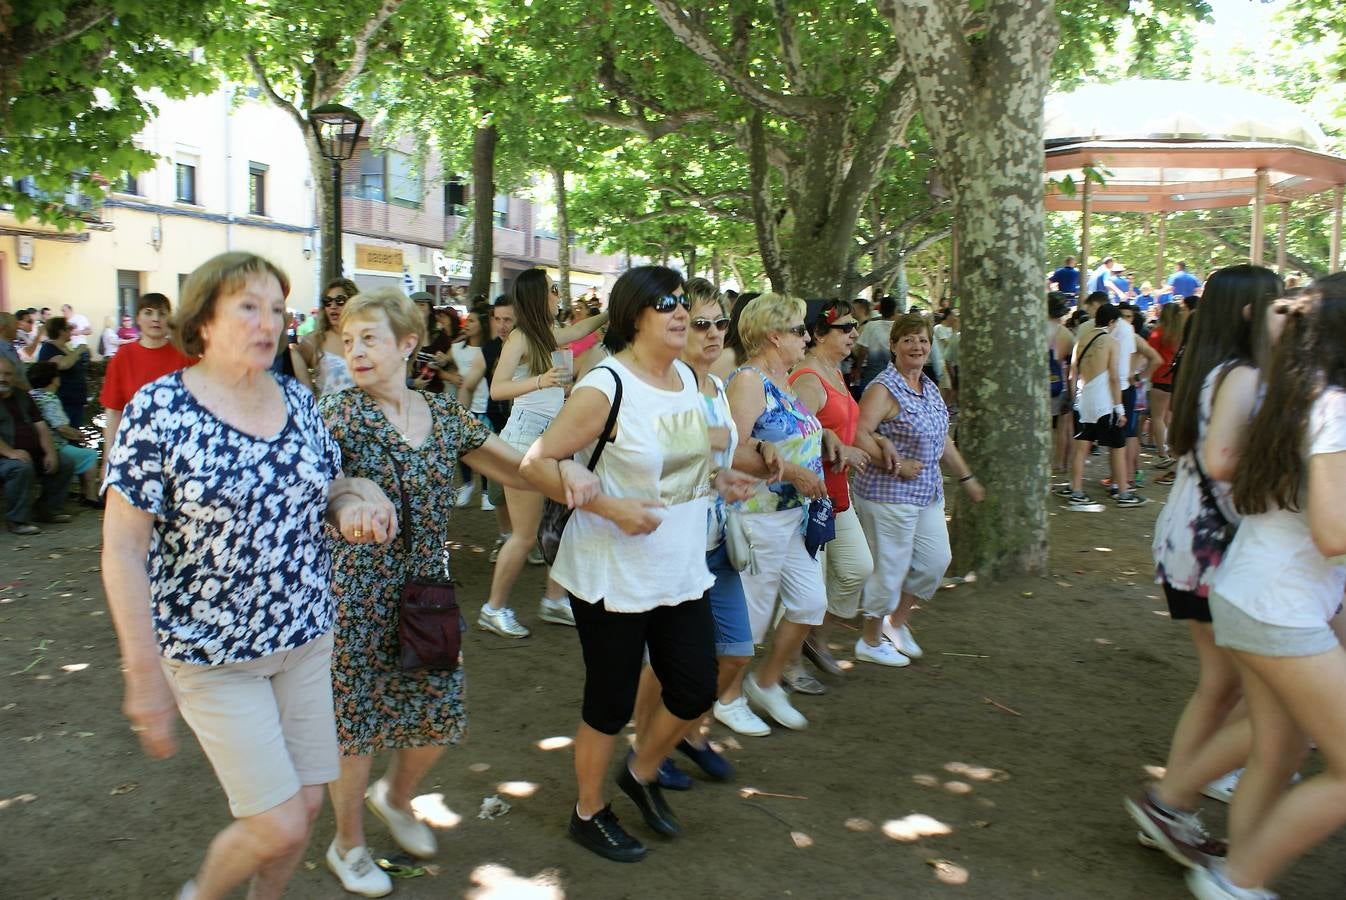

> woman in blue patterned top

[
  {"left": 102, "top": 253, "right": 397, "bottom": 900},
  {"left": 722, "top": 293, "right": 840, "bottom": 735},
  {"left": 853, "top": 313, "right": 984, "bottom": 668}
]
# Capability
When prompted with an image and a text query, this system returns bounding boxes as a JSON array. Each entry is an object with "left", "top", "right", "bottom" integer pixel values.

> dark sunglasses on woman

[
  {"left": 823, "top": 321, "right": 857, "bottom": 333},
  {"left": 691, "top": 316, "right": 731, "bottom": 332},
  {"left": 323, "top": 294, "right": 349, "bottom": 307},
  {"left": 783, "top": 324, "right": 808, "bottom": 337},
  {"left": 651, "top": 294, "right": 691, "bottom": 313}
]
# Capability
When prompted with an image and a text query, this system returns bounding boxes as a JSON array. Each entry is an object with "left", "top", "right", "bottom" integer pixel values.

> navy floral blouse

[{"left": 104, "top": 371, "right": 342, "bottom": 665}]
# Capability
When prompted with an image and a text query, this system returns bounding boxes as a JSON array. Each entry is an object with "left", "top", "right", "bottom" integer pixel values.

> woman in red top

[
  {"left": 786, "top": 299, "right": 882, "bottom": 689},
  {"left": 1148, "top": 302, "right": 1186, "bottom": 475}
]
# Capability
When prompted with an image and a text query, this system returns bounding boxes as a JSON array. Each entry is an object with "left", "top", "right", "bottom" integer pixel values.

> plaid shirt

[{"left": 853, "top": 365, "right": 947, "bottom": 507}]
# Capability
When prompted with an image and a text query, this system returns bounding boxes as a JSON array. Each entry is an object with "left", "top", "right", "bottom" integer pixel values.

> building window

[
  {"left": 175, "top": 162, "right": 197, "bottom": 204},
  {"left": 493, "top": 193, "right": 509, "bottom": 227},
  {"left": 119, "top": 173, "right": 139, "bottom": 195},
  {"left": 445, "top": 178, "right": 466, "bottom": 216},
  {"left": 388, "top": 151, "right": 422, "bottom": 208},
  {"left": 248, "top": 162, "right": 268, "bottom": 215},
  {"left": 355, "top": 150, "right": 385, "bottom": 201},
  {"left": 117, "top": 270, "right": 142, "bottom": 319}
]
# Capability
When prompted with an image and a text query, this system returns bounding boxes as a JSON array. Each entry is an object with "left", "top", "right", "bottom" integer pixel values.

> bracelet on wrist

[{"left": 959, "top": 473, "right": 976, "bottom": 483}]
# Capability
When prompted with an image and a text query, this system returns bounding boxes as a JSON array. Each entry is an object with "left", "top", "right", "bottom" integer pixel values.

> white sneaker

[
  {"left": 713, "top": 696, "right": 771, "bottom": 737},
  {"left": 881, "top": 621, "right": 923, "bottom": 659},
  {"left": 326, "top": 841, "right": 393, "bottom": 897},
  {"left": 854, "top": 637, "right": 911, "bottom": 667},
  {"left": 1200, "top": 768, "right": 1243, "bottom": 804},
  {"left": 538, "top": 595, "right": 576, "bottom": 626},
  {"left": 488, "top": 534, "right": 508, "bottom": 563},
  {"left": 455, "top": 483, "right": 475, "bottom": 508},
  {"left": 480, "top": 492, "right": 495, "bottom": 511},
  {"left": 1185, "top": 863, "right": 1278, "bottom": 899},
  {"left": 365, "top": 779, "right": 437, "bottom": 859},
  {"left": 743, "top": 674, "right": 808, "bottom": 730},
  {"left": 478, "top": 604, "right": 530, "bottom": 638},
  {"left": 527, "top": 546, "right": 545, "bottom": 565}
]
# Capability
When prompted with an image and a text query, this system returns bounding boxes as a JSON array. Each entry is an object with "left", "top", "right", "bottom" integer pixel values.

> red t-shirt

[
  {"left": 99, "top": 341, "right": 197, "bottom": 410},
  {"left": 788, "top": 366, "right": 860, "bottom": 511},
  {"left": 1147, "top": 329, "right": 1180, "bottom": 387}
]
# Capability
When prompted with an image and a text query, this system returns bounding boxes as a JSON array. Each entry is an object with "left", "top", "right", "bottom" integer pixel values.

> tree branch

[
  {"left": 582, "top": 106, "right": 715, "bottom": 141},
  {"left": 749, "top": 112, "right": 788, "bottom": 290},
  {"left": 649, "top": 0, "right": 822, "bottom": 120},
  {"left": 246, "top": 50, "right": 306, "bottom": 130},
  {"left": 23, "top": 2, "right": 112, "bottom": 55},
  {"left": 858, "top": 201, "right": 947, "bottom": 254},
  {"left": 831, "top": 72, "right": 920, "bottom": 241},
  {"left": 771, "top": 0, "right": 808, "bottom": 94},
  {"left": 857, "top": 226, "right": 952, "bottom": 289},
  {"left": 315, "top": 0, "right": 407, "bottom": 104}
]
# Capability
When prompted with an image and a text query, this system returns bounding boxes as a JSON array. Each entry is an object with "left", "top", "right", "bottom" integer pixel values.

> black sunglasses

[
  {"left": 782, "top": 324, "right": 808, "bottom": 337},
  {"left": 823, "top": 321, "right": 858, "bottom": 333},
  {"left": 651, "top": 294, "right": 691, "bottom": 314},
  {"left": 550, "top": 283, "right": 560, "bottom": 296},
  {"left": 323, "top": 294, "right": 349, "bottom": 307},
  {"left": 691, "top": 316, "right": 731, "bottom": 332}
]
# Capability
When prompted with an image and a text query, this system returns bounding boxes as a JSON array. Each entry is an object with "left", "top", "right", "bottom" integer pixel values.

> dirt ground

[{"left": 4, "top": 449, "right": 1345, "bottom": 899}]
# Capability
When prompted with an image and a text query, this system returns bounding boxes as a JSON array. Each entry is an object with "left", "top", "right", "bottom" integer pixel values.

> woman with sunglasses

[
  {"left": 485, "top": 268, "right": 609, "bottom": 638},
  {"left": 632, "top": 277, "right": 783, "bottom": 787},
  {"left": 520, "top": 266, "right": 757, "bottom": 861},
  {"left": 297, "top": 278, "right": 359, "bottom": 396},
  {"left": 720, "top": 293, "right": 839, "bottom": 734},
  {"left": 785, "top": 300, "right": 880, "bottom": 690}
]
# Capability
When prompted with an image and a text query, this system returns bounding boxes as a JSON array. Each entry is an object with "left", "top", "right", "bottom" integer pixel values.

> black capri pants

[{"left": 570, "top": 592, "right": 719, "bottom": 736}]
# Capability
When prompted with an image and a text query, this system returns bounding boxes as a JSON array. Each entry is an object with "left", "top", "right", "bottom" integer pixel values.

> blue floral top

[
  {"left": 104, "top": 371, "right": 342, "bottom": 665},
  {"left": 730, "top": 366, "right": 823, "bottom": 515}
]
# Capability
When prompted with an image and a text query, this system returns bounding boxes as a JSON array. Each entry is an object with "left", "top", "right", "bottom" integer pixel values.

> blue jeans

[
  {"left": 1, "top": 453, "right": 74, "bottom": 525},
  {"left": 706, "top": 542, "right": 754, "bottom": 657}
]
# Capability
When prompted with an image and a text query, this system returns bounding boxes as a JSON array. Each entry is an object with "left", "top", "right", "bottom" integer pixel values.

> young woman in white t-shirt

[{"left": 1188, "top": 274, "right": 1346, "bottom": 899}]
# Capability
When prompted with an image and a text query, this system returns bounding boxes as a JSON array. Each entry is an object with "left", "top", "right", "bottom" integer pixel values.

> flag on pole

[{"left": 402, "top": 267, "right": 416, "bottom": 295}]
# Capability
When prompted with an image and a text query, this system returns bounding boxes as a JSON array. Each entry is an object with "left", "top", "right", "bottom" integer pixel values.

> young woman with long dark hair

[
  {"left": 1127, "top": 265, "right": 1284, "bottom": 870},
  {"left": 1185, "top": 273, "right": 1346, "bottom": 898},
  {"left": 1148, "top": 301, "right": 1187, "bottom": 473},
  {"left": 484, "top": 268, "right": 608, "bottom": 638}
]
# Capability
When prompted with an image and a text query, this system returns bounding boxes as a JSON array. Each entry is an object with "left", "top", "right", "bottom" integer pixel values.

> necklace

[{"left": 381, "top": 391, "right": 413, "bottom": 442}]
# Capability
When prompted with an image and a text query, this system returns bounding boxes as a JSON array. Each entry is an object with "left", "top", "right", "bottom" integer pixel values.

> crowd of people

[{"left": 4, "top": 244, "right": 1343, "bottom": 900}]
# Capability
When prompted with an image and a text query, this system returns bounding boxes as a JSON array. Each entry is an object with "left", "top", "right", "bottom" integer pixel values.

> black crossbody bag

[{"left": 536, "top": 366, "right": 622, "bottom": 565}]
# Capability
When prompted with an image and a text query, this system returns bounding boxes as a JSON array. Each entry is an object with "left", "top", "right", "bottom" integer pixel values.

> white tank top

[{"left": 508, "top": 360, "right": 564, "bottom": 418}]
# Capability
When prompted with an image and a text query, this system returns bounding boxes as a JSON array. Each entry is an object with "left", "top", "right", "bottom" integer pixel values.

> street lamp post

[{"left": 308, "top": 103, "right": 365, "bottom": 283}]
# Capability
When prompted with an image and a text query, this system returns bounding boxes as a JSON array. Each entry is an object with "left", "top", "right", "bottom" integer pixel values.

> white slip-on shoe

[
  {"left": 743, "top": 674, "right": 808, "bottom": 730},
  {"left": 854, "top": 637, "right": 911, "bottom": 667},
  {"left": 713, "top": 696, "right": 771, "bottom": 736},
  {"left": 366, "top": 779, "right": 437, "bottom": 859},
  {"left": 881, "top": 621, "right": 924, "bottom": 659},
  {"left": 326, "top": 841, "right": 393, "bottom": 897}
]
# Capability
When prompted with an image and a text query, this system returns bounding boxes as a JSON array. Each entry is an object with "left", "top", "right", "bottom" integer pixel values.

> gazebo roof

[{"left": 1042, "top": 81, "right": 1346, "bottom": 213}]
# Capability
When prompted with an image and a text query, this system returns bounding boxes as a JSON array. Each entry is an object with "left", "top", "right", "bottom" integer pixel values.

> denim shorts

[
  {"left": 705, "top": 542, "right": 754, "bottom": 657},
  {"left": 1210, "top": 593, "right": 1340, "bottom": 658},
  {"left": 499, "top": 408, "right": 553, "bottom": 455}
]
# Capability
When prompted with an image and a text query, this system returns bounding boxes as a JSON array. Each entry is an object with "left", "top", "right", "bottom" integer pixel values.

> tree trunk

[
  {"left": 885, "top": 0, "right": 1058, "bottom": 577},
  {"left": 551, "top": 165, "right": 571, "bottom": 302},
  {"left": 684, "top": 246, "right": 698, "bottom": 278},
  {"left": 303, "top": 129, "right": 338, "bottom": 285},
  {"left": 711, "top": 248, "right": 722, "bottom": 287},
  {"left": 469, "top": 124, "right": 497, "bottom": 302}
]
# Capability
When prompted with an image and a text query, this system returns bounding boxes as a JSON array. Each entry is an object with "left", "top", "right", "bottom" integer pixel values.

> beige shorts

[{"left": 161, "top": 632, "right": 339, "bottom": 818}]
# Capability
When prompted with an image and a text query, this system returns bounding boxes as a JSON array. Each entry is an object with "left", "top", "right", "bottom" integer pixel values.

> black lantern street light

[{"left": 308, "top": 103, "right": 365, "bottom": 282}]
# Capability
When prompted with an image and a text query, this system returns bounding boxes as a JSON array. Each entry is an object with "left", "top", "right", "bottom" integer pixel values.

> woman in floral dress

[{"left": 318, "top": 286, "right": 596, "bottom": 898}]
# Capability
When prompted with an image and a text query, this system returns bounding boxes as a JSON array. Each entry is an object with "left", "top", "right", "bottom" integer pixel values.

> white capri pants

[
  {"left": 820, "top": 505, "right": 875, "bottom": 619},
  {"left": 739, "top": 507, "right": 828, "bottom": 644},
  {"left": 853, "top": 494, "right": 952, "bottom": 617}
]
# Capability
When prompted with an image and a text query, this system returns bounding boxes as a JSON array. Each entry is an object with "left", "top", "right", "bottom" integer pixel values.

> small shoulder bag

[
  {"left": 381, "top": 441, "right": 462, "bottom": 672},
  {"left": 536, "top": 365, "right": 622, "bottom": 565}
]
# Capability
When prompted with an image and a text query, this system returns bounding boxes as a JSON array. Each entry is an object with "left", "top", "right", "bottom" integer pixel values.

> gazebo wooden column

[
  {"left": 1332, "top": 185, "right": 1344, "bottom": 272},
  {"left": 1277, "top": 202, "right": 1290, "bottom": 273},
  {"left": 1251, "top": 168, "right": 1268, "bottom": 265},
  {"left": 1155, "top": 213, "right": 1167, "bottom": 285},
  {"left": 1080, "top": 176, "right": 1092, "bottom": 273}
]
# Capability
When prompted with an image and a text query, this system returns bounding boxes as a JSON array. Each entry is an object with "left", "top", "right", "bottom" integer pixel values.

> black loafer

[
  {"left": 617, "top": 764, "right": 681, "bottom": 837},
  {"left": 569, "top": 805, "right": 647, "bottom": 863}
]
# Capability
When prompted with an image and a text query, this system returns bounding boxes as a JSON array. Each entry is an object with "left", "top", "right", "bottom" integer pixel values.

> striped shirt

[{"left": 853, "top": 365, "right": 947, "bottom": 507}]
